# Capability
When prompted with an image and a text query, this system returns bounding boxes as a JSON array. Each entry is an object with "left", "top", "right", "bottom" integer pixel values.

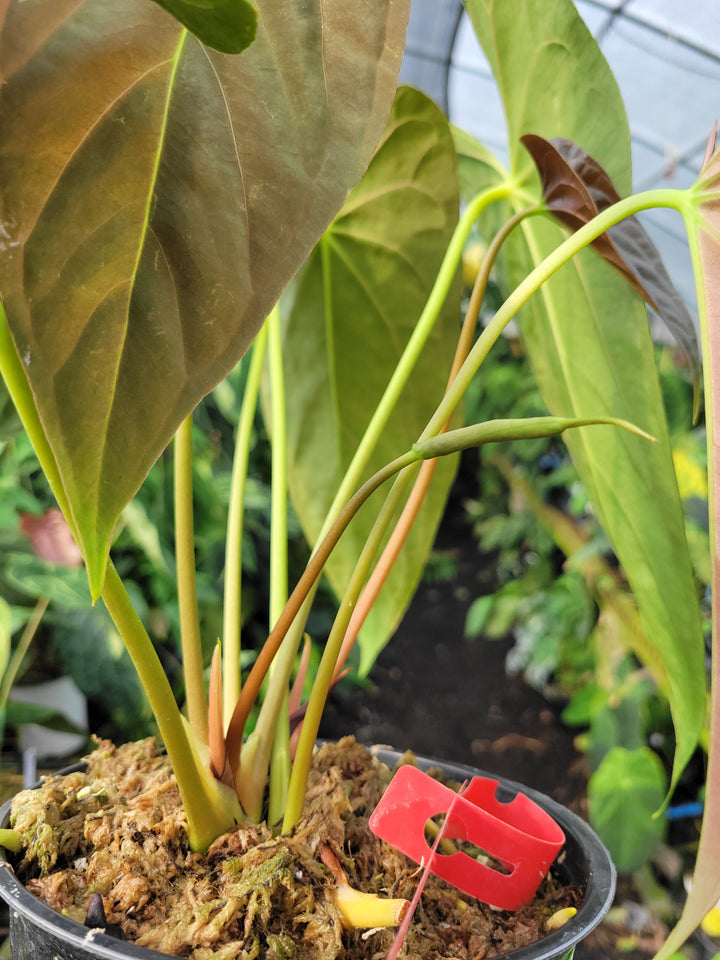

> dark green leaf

[{"left": 149, "top": 0, "right": 256, "bottom": 53}]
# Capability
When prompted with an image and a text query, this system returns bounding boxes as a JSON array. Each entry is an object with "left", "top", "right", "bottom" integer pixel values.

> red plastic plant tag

[{"left": 368, "top": 765, "right": 565, "bottom": 910}]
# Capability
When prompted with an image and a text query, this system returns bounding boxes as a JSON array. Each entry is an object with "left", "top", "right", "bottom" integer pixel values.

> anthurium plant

[{"left": 0, "top": 0, "right": 718, "bottom": 954}]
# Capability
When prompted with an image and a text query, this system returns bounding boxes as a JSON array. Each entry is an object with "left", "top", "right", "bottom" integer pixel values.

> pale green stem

[
  {"left": 268, "top": 304, "right": 288, "bottom": 629},
  {"left": 418, "top": 189, "right": 690, "bottom": 443},
  {"left": 224, "top": 448, "right": 421, "bottom": 767},
  {"left": 101, "top": 562, "right": 194, "bottom": 765},
  {"left": 333, "top": 206, "right": 541, "bottom": 675},
  {"left": 265, "top": 305, "right": 292, "bottom": 820},
  {"left": 281, "top": 415, "right": 648, "bottom": 831},
  {"left": 283, "top": 462, "right": 420, "bottom": 831},
  {"left": 252, "top": 184, "right": 515, "bottom": 704},
  {"left": 316, "top": 183, "right": 513, "bottom": 545},
  {"left": 222, "top": 323, "right": 269, "bottom": 729},
  {"left": 228, "top": 186, "right": 516, "bottom": 820},
  {"left": 174, "top": 414, "right": 207, "bottom": 743},
  {"left": 268, "top": 708, "right": 290, "bottom": 826},
  {"left": 234, "top": 307, "right": 292, "bottom": 821},
  {"left": 0, "top": 597, "right": 49, "bottom": 709},
  {"left": 101, "top": 562, "right": 242, "bottom": 850}
]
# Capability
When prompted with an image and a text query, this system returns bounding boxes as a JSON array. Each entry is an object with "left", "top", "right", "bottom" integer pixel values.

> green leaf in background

[
  {"left": 280, "top": 88, "right": 461, "bottom": 674},
  {"left": 149, "top": 0, "right": 257, "bottom": 54},
  {"left": 3, "top": 555, "right": 92, "bottom": 608},
  {"left": 3, "top": 700, "right": 86, "bottom": 736},
  {"left": 463, "top": 0, "right": 705, "bottom": 793},
  {"left": 0, "top": 0, "right": 410, "bottom": 597},
  {"left": 0, "top": 596, "right": 10, "bottom": 681},
  {"left": 588, "top": 746, "right": 667, "bottom": 873}
]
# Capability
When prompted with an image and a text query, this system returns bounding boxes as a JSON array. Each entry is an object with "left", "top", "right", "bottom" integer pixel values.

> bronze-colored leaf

[
  {"left": 0, "top": 0, "right": 410, "bottom": 595},
  {"left": 522, "top": 133, "right": 701, "bottom": 399},
  {"left": 521, "top": 133, "right": 644, "bottom": 294}
]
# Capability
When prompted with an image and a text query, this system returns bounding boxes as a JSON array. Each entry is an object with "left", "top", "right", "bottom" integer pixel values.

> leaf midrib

[{"left": 92, "top": 28, "right": 189, "bottom": 554}]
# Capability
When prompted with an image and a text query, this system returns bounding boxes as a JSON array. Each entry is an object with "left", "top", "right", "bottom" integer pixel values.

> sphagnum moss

[{"left": 8, "top": 737, "right": 581, "bottom": 960}]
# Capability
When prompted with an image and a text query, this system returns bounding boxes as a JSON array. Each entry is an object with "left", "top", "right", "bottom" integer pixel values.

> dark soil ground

[{"left": 319, "top": 486, "right": 672, "bottom": 960}]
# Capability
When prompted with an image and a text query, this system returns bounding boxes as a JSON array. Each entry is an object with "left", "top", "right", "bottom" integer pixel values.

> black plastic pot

[{"left": 0, "top": 748, "right": 616, "bottom": 960}]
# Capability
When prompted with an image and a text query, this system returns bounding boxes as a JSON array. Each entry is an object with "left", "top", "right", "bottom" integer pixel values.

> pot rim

[
  {"left": 0, "top": 746, "right": 616, "bottom": 960},
  {"left": 374, "top": 747, "right": 616, "bottom": 960}
]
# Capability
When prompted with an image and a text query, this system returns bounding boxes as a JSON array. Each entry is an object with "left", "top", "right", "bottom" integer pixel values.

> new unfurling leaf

[{"left": 521, "top": 133, "right": 701, "bottom": 405}]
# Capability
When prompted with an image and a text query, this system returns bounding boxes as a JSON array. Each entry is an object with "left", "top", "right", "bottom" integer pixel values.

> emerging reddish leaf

[
  {"left": 521, "top": 133, "right": 640, "bottom": 290},
  {"left": 20, "top": 508, "right": 83, "bottom": 567},
  {"left": 288, "top": 665, "right": 349, "bottom": 761},
  {"left": 208, "top": 642, "right": 226, "bottom": 781},
  {"left": 288, "top": 634, "right": 312, "bottom": 717},
  {"left": 522, "top": 134, "right": 701, "bottom": 399}
]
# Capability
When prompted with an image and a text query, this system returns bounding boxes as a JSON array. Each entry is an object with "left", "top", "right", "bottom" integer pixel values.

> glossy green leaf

[
  {"left": 280, "top": 88, "right": 461, "bottom": 674},
  {"left": 588, "top": 746, "right": 667, "bottom": 873},
  {"left": 464, "top": 0, "right": 705, "bottom": 792},
  {"left": 0, "top": 0, "right": 410, "bottom": 597},
  {"left": 149, "top": 0, "right": 256, "bottom": 53}
]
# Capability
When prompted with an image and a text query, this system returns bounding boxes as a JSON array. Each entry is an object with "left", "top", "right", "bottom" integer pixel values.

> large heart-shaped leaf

[
  {"left": 463, "top": 0, "right": 705, "bottom": 789},
  {"left": 280, "top": 87, "right": 461, "bottom": 674},
  {"left": 0, "top": 0, "right": 410, "bottom": 596}
]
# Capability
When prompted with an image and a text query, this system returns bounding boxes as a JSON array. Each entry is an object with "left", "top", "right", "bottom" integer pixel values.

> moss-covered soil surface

[{"left": 8, "top": 736, "right": 582, "bottom": 959}]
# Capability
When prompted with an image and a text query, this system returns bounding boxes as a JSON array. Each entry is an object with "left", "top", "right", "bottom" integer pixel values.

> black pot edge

[{"left": 0, "top": 746, "right": 616, "bottom": 960}]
